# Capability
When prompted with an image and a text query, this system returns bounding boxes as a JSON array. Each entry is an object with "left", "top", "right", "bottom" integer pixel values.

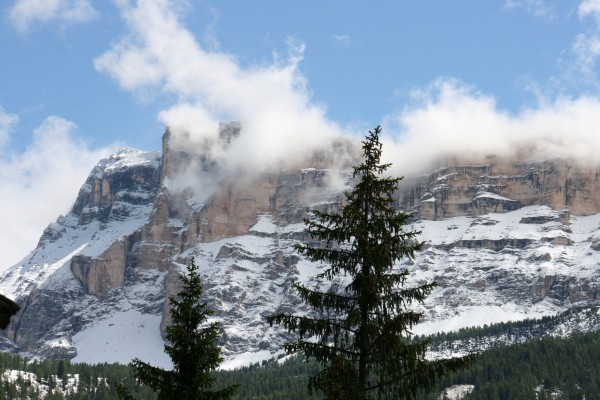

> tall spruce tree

[
  {"left": 119, "top": 259, "right": 238, "bottom": 400},
  {"left": 268, "top": 126, "right": 475, "bottom": 399}
]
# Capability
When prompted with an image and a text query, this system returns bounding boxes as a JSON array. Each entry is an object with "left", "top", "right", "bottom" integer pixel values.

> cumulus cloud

[
  {"left": 0, "top": 115, "right": 114, "bottom": 271},
  {"left": 94, "top": 0, "right": 348, "bottom": 178},
  {"left": 6, "top": 0, "right": 600, "bottom": 274},
  {"left": 383, "top": 79, "right": 600, "bottom": 176},
  {"left": 94, "top": 0, "right": 600, "bottom": 194},
  {"left": 9, "top": 0, "right": 98, "bottom": 33}
]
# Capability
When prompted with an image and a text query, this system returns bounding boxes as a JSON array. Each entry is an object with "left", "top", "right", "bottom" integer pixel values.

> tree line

[{"left": 1, "top": 330, "right": 600, "bottom": 399}]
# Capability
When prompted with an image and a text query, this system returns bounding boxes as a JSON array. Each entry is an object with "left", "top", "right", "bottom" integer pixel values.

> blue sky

[{"left": 2, "top": 0, "right": 600, "bottom": 270}]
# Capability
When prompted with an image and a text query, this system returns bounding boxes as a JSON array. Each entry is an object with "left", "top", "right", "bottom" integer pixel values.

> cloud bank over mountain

[
  {"left": 0, "top": 115, "right": 113, "bottom": 269},
  {"left": 94, "top": 0, "right": 347, "bottom": 176},
  {"left": 384, "top": 79, "right": 600, "bottom": 175},
  {"left": 95, "top": 0, "right": 600, "bottom": 178},
  {"left": 3, "top": 0, "right": 600, "bottom": 271}
]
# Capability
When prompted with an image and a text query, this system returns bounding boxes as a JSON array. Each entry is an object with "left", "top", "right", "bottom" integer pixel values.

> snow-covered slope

[
  {"left": 410, "top": 205, "right": 600, "bottom": 335},
  {"left": 1, "top": 129, "right": 600, "bottom": 369}
]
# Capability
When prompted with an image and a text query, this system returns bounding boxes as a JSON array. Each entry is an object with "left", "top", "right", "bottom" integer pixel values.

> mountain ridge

[{"left": 1, "top": 127, "right": 599, "bottom": 368}]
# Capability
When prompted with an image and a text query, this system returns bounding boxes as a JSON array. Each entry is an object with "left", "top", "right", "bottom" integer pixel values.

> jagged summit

[{"left": 1, "top": 129, "right": 600, "bottom": 368}]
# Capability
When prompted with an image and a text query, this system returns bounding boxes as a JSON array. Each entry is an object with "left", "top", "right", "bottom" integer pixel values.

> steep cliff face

[
  {"left": 1, "top": 129, "right": 600, "bottom": 367},
  {"left": 398, "top": 159, "right": 600, "bottom": 220},
  {"left": 0, "top": 148, "right": 162, "bottom": 358},
  {"left": 0, "top": 127, "right": 342, "bottom": 364}
]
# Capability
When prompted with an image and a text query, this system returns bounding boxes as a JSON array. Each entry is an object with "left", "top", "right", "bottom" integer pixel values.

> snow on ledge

[
  {"left": 474, "top": 192, "right": 515, "bottom": 202},
  {"left": 249, "top": 214, "right": 277, "bottom": 234}
]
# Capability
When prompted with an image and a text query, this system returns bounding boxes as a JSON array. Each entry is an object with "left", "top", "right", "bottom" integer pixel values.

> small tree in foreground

[
  {"left": 268, "top": 126, "right": 476, "bottom": 399},
  {"left": 118, "top": 259, "right": 238, "bottom": 400}
]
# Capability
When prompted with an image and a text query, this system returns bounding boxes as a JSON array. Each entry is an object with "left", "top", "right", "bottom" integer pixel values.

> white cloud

[
  {"left": 94, "top": 0, "right": 347, "bottom": 176},
  {"left": 95, "top": 0, "right": 600, "bottom": 185},
  {"left": 383, "top": 79, "right": 600, "bottom": 176},
  {"left": 504, "top": 0, "right": 555, "bottom": 18},
  {"left": 0, "top": 116, "right": 114, "bottom": 271},
  {"left": 0, "top": 107, "right": 19, "bottom": 150},
  {"left": 579, "top": 0, "right": 600, "bottom": 21},
  {"left": 5, "top": 0, "right": 600, "bottom": 276},
  {"left": 9, "top": 0, "right": 98, "bottom": 33}
]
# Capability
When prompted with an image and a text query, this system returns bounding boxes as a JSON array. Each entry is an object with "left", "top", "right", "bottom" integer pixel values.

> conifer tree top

[
  {"left": 268, "top": 126, "right": 475, "bottom": 399},
  {"left": 122, "top": 259, "right": 238, "bottom": 400}
]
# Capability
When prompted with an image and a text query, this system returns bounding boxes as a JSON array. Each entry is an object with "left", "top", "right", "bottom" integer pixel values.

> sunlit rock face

[
  {"left": 398, "top": 159, "right": 600, "bottom": 219},
  {"left": 0, "top": 126, "right": 344, "bottom": 364},
  {"left": 1, "top": 127, "right": 600, "bottom": 367}
]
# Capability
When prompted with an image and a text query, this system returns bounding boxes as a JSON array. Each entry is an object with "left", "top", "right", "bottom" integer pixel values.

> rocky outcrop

[
  {"left": 72, "top": 149, "right": 161, "bottom": 225},
  {"left": 70, "top": 239, "right": 128, "bottom": 299},
  {"left": 1, "top": 125, "right": 342, "bottom": 359}
]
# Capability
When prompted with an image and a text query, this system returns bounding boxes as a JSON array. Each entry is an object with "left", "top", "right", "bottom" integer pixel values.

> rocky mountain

[{"left": 1, "top": 125, "right": 599, "bottom": 369}]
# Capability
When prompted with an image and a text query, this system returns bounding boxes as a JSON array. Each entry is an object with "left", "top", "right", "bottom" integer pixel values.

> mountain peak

[{"left": 94, "top": 148, "right": 161, "bottom": 179}]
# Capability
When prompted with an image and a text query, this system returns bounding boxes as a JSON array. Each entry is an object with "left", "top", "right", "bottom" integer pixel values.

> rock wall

[
  {"left": 72, "top": 153, "right": 161, "bottom": 225},
  {"left": 398, "top": 158, "right": 600, "bottom": 219},
  {"left": 5, "top": 127, "right": 600, "bottom": 362},
  {"left": 132, "top": 127, "right": 338, "bottom": 276},
  {"left": 70, "top": 239, "right": 128, "bottom": 299}
]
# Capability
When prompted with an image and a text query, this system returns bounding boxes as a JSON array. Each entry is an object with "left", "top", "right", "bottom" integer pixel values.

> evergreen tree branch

[{"left": 268, "top": 126, "right": 475, "bottom": 399}]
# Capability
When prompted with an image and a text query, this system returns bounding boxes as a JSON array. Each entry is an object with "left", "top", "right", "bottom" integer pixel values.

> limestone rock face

[
  {"left": 72, "top": 150, "right": 161, "bottom": 226},
  {"left": 2, "top": 128, "right": 600, "bottom": 366},
  {"left": 0, "top": 127, "right": 340, "bottom": 361},
  {"left": 70, "top": 239, "right": 128, "bottom": 299},
  {"left": 398, "top": 159, "right": 600, "bottom": 219}
]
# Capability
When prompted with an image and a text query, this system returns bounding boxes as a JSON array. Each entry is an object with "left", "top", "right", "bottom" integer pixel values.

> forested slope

[{"left": 0, "top": 319, "right": 599, "bottom": 399}]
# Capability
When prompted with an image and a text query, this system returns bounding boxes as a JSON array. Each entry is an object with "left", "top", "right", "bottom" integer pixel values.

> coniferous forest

[{"left": 0, "top": 327, "right": 599, "bottom": 399}]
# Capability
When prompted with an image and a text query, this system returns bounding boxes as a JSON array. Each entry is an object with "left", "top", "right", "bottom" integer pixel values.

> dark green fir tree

[
  {"left": 118, "top": 259, "right": 238, "bottom": 400},
  {"left": 268, "top": 126, "right": 475, "bottom": 400}
]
